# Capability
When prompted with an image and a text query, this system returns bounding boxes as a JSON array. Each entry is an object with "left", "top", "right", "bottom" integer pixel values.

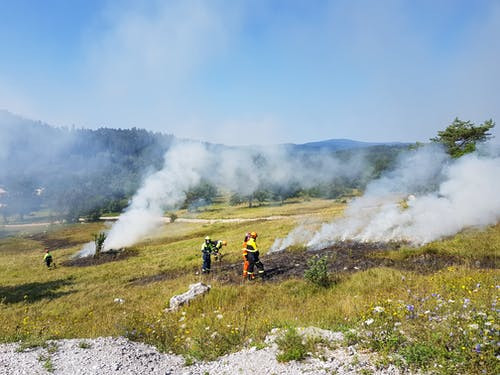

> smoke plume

[
  {"left": 100, "top": 140, "right": 370, "bottom": 251},
  {"left": 275, "top": 146, "right": 500, "bottom": 250}
]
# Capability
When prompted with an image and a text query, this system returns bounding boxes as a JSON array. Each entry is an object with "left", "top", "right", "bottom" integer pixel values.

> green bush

[
  {"left": 304, "top": 255, "right": 330, "bottom": 287},
  {"left": 276, "top": 327, "right": 307, "bottom": 362}
]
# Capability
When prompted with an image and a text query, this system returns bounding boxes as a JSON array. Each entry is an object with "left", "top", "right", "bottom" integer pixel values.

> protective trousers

[
  {"left": 247, "top": 251, "right": 264, "bottom": 279},
  {"left": 202, "top": 252, "right": 211, "bottom": 274},
  {"left": 242, "top": 257, "right": 249, "bottom": 278}
]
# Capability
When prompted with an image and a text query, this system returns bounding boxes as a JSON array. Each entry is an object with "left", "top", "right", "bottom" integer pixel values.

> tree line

[{"left": 0, "top": 115, "right": 494, "bottom": 223}]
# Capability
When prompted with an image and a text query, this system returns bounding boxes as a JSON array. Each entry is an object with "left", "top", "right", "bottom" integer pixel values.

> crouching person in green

[{"left": 43, "top": 249, "right": 55, "bottom": 269}]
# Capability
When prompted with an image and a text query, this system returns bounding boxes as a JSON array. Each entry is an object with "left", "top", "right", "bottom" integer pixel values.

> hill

[
  {"left": 0, "top": 110, "right": 409, "bottom": 223},
  {"left": 287, "top": 138, "right": 408, "bottom": 152},
  {"left": 0, "top": 199, "right": 498, "bottom": 374}
]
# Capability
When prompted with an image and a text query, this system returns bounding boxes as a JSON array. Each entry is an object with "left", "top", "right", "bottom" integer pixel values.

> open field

[{"left": 0, "top": 198, "right": 498, "bottom": 374}]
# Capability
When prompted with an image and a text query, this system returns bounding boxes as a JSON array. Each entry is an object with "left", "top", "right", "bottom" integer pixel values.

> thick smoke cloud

[
  {"left": 273, "top": 146, "right": 500, "bottom": 251},
  {"left": 94, "top": 140, "right": 499, "bottom": 254},
  {"left": 102, "top": 141, "right": 369, "bottom": 250}
]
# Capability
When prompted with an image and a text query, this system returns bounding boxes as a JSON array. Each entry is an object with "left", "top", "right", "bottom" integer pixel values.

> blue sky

[{"left": 0, "top": 0, "right": 499, "bottom": 145}]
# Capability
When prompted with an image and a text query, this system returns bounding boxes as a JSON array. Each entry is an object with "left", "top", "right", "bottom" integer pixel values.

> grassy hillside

[{"left": 0, "top": 199, "right": 498, "bottom": 374}]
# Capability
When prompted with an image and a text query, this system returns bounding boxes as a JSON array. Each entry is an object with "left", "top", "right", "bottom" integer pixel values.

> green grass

[{"left": 0, "top": 198, "right": 498, "bottom": 374}]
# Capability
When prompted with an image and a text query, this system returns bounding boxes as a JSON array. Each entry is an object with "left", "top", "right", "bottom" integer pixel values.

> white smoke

[
  {"left": 302, "top": 149, "right": 500, "bottom": 249},
  {"left": 103, "top": 142, "right": 208, "bottom": 250},
  {"left": 76, "top": 241, "right": 97, "bottom": 258},
  {"left": 94, "top": 140, "right": 372, "bottom": 253},
  {"left": 269, "top": 223, "right": 316, "bottom": 253},
  {"left": 79, "top": 138, "right": 500, "bottom": 256}
]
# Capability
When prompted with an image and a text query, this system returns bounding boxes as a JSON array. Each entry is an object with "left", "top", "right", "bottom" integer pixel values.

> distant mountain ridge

[
  {"left": 0, "top": 110, "right": 410, "bottom": 151},
  {"left": 288, "top": 138, "right": 409, "bottom": 151}
]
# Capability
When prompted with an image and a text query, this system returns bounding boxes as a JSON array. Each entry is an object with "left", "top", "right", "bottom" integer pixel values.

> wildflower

[
  {"left": 210, "top": 331, "right": 218, "bottom": 339},
  {"left": 364, "top": 318, "right": 374, "bottom": 326},
  {"left": 216, "top": 314, "right": 223, "bottom": 320},
  {"left": 394, "top": 322, "right": 401, "bottom": 327},
  {"left": 180, "top": 323, "right": 186, "bottom": 329},
  {"left": 373, "top": 306, "right": 385, "bottom": 313},
  {"left": 205, "top": 326, "right": 210, "bottom": 331},
  {"left": 468, "top": 323, "right": 479, "bottom": 330},
  {"left": 179, "top": 316, "right": 186, "bottom": 322},
  {"left": 181, "top": 311, "right": 186, "bottom": 316},
  {"left": 474, "top": 344, "right": 481, "bottom": 353},
  {"left": 406, "top": 305, "right": 415, "bottom": 312}
]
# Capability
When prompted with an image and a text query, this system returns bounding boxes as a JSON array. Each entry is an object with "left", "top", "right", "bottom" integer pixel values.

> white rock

[{"left": 165, "top": 282, "right": 211, "bottom": 312}]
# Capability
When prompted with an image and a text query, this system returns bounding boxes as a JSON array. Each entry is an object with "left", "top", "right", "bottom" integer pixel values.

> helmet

[
  {"left": 221, "top": 240, "right": 227, "bottom": 246},
  {"left": 250, "top": 232, "right": 257, "bottom": 239},
  {"left": 205, "top": 236, "right": 211, "bottom": 241}
]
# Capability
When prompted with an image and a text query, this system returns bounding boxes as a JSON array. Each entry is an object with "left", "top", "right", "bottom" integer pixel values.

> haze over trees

[{"left": 0, "top": 111, "right": 410, "bottom": 222}]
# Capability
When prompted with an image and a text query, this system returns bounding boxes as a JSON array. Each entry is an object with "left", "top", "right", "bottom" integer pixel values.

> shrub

[
  {"left": 93, "top": 232, "right": 106, "bottom": 258},
  {"left": 304, "top": 255, "right": 330, "bottom": 287},
  {"left": 168, "top": 212, "right": 178, "bottom": 223},
  {"left": 276, "top": 327, "right": 307, "bottom": 362}
]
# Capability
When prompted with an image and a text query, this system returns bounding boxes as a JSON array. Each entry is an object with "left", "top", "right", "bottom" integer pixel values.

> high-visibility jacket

[
  {"left": 246, "top": 238, "right": 258, "bottom": 252},
  {"left": 43, "top": 253, "right": 52, "bottom": 261},
  {"left": 214, "top": 240, "right": 224, "bottom": 251},
  {"left": 201, "top": 241, "right": 214, "bottom": 254}
]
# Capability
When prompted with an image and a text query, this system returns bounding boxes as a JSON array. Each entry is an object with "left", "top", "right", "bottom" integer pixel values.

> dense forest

[{"left": 0, "top": 110, "right": 408, "bottom": 223}]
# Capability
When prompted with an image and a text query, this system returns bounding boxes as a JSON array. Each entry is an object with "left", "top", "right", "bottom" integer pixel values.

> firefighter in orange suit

[{"left": 242, "top": 232, "right": 250, "bottom": 279}]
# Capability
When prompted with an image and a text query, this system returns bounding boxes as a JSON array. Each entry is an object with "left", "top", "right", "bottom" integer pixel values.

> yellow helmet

[
  {"left": 222, "top": 240, "right": 227, "bottom": 246},
  {"left": 250, "top": 232, "right": 257, "bottom": 239}
]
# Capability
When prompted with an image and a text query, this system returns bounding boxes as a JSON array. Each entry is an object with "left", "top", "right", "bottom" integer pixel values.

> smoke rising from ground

[
  {"left": 102, "top": 141, "right": 370, "bottom": 250},
  {"left": 276, "top": 147, "right": 500, "bottom": 251},
  {"left": 102, "top": 141, "right": 499, "bottom": 253}
]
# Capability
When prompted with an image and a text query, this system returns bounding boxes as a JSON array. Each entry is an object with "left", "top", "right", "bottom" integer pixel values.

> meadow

[{"left": 0, "top": 198, "right": 498, "bottom": 374}]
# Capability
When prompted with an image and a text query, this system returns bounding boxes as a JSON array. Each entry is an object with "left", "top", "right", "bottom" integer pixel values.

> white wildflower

[
  {"left": 373, "top": 306, "right": 385, "bottom": 313},
  {"left": 365, "top": 318, "right": 374, "bottom": 326}
]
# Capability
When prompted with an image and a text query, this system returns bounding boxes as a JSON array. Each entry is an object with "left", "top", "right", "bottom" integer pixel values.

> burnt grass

[
  {"left": 29, "top": 232, "right": 81, "bottom": 250},
  {"left": 62, "top": 249, "right": 137, "bottom": 267},
  {"left": 129, "top": 241, "right": 498, "bottom": 286}
]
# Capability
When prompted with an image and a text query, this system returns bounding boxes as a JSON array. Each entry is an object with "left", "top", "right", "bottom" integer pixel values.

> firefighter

[
  {"left": 200, "top": 236, "right": 215, "bottom": 274},
  {"left": 43, "top": 249, "right": 54, "bottom": 269},
  {"left": 242, "top": 232, "right": 250, "bottom": 279},
  {"left": 246, "top": 232, "right": 264, "bottom": 279},
  {"left": 212, "top": 239, "right": 227, "bottom": 261}
]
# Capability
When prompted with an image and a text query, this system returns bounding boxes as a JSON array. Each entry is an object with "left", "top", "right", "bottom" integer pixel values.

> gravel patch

[{"left": 0, "top": 334, "right": 410, "bottom": 375}]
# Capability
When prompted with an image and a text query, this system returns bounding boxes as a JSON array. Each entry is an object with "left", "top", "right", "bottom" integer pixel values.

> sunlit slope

[{"left": 0, "top": 199, "right": 498, "bottom": 373}]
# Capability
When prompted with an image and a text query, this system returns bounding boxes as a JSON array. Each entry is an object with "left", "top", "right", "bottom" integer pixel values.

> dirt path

[
  {"left": 2, "top": 222, "right": 53, "bottom": 228},
  {"left": 100, "top": 214, "right": 313, "bottom": 224}
]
